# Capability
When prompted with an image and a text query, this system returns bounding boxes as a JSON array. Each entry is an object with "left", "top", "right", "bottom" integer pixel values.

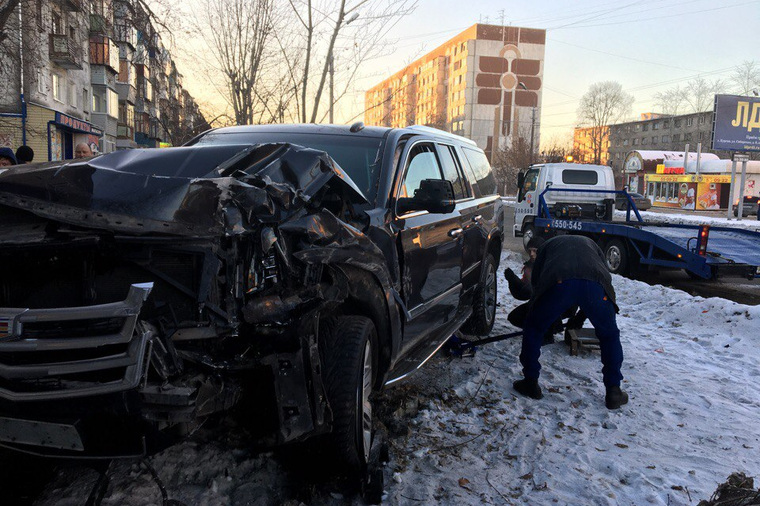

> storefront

[
  {"left": 645, "top": 172, "right": 732, "bottom": 211},
  {"left": 49, "top": 112, "right": 103, "bottom": 161}
]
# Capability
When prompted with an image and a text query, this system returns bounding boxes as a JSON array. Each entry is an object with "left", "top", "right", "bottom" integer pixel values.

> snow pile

[
  {"left": 34, "top": 251, "right": 760, "bottom": 505},
  {"left": 614, "top": 209, "right": 760, "bottom": 232}
]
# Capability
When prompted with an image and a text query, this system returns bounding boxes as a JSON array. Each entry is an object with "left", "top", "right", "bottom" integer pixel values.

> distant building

[
  {"left": 364, "top": 23, "right": 546, "bottom": 162},
  {"left": 572, "top": 126, "right": 610, "bottom": 165},
  {"left": 0, "top": 0, "right": 207, "bottom": 161}
]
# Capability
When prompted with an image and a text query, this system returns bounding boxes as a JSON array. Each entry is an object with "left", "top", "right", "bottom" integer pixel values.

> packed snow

[
  {"left": 32, "top": 250, "right": 760, "bottom": 506},
  {"left": 614, "top": 209, "right": 760, "bottom": 232}
]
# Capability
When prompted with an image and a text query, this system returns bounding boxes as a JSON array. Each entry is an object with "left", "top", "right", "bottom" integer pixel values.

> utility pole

[{"left": 529, "top": 106, "right": 536, "bottom": 164}]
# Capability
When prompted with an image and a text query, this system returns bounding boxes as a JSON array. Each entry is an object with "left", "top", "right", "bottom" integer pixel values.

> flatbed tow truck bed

[{"left": 532, "top": 188, "right": 760, "bottom": 280}]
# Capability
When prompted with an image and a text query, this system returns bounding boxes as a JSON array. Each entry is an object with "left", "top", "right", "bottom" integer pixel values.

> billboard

[{"left": 712, "top": 94, "right": 760, "bottom": 152}]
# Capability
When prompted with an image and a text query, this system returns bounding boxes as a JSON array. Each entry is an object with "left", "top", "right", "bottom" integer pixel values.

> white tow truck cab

[{"left": 514, "top": 163, "right": 616, "bottom": 249}]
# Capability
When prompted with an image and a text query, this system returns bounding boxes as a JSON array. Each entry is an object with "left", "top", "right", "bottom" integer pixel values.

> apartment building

[
  {"left": 0, "top": 0, "right": 207, "bottom": 161},
  {"left": 365, "top": 24, "right": 546, "bottom": 162},
  {"left": 572, "top": 126, "right": 610, "bottom": 166}
]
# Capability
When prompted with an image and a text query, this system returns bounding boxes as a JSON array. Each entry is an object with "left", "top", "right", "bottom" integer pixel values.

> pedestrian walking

[{"left": 512, "top": 234, "right": 628, "bottom": 410}]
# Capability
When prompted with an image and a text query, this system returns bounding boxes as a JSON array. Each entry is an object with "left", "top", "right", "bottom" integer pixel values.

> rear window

[
  {"left": 562, "top": 169, "right": 599, "bottom": 185},
  {"left": 190, "top": 131, "right": 384, "bottom": 203},
  {"left": 461, "top": 147, "right": 497, "bottom": 196}
]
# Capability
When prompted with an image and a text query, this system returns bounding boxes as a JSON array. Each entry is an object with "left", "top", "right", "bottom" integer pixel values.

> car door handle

[
  {"left": 471, "top": 215, "right": 482, "bottom": 222},
  {"left": 449, "top": 228, "right": 463, "bottom": 238}
]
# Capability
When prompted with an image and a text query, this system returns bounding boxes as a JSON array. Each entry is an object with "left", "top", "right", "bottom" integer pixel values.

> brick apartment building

[
  {"left": 364, "top": 23, "right": 546, "bottom": 162},
  {"left": 0, "top": 0, "right": 208, "bottom": 162}
]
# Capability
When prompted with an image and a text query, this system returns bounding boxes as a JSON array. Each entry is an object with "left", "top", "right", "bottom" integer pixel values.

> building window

[
  {"left": 633, "top": 138, "right": 639, "bottom": 146},
  {"left": 698, "top": 115, "right": 706, "bottom": 124},
  {"left": 107, "top": 89, "right": 119, "bottom": 118},
  {"left": 83, "top": 88, "right": 89, "bottom": 112},
  {"left": 662, "top": 135, "right": 669, "bottom": 143},
  {"left": 92, "top": 90, "right": 106, "bottom": 113},
  {"left": 663, "top": 120, "right": 670, "bottom": 128},
  {"left": 687, "top": 117, "right": 694, "bottom": 126},
  {"left": 52, "top": 74, "right": 64, "bottom": 102},
  {"left": 653, "top": 122, "right": 660, "bottom": 130},
  {"left": 652, "top": 136, "right": 658, "bottom": 144},
  {"left": 642, "top": 137, "right": 648, "bottom": 145},
  {"left": 674, "top": 120, "right": 681, "bottom": 128},
  {"left": 643, "top": 124, "right": 649, "bottom": 131},
  {"left": 52, "top": 11, "right": 63, "bottom": 35},
  {"left": 69, "top": 81, "right": 76, "bottom": 107},
  {"left": 623, "top": 139, "right": 629, "bottom": 146},
  {"left": 36, "top": 69, "right": 45, "bottom": 93},
  {"left": 635, "top": 124, "right": 641, "bottom": 131}
]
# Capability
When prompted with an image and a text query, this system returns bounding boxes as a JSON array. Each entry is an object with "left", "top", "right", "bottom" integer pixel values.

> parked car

[
  {"left": 615, "top": 192, "right": 652, "bottom": 211},
  {"left": 733, "top": 195, "right": 760, "bottom": 217},
  {"left": 0, "top": 124, "right": 503, "bottom": 477}
]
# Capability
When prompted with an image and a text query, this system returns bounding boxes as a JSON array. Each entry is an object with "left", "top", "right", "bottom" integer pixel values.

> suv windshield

[{"left": 190, "top": 131, "right": 385, "bottom": 203}]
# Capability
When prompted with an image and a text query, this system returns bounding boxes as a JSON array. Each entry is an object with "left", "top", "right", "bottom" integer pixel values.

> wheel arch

[{"left": 331, "top": 264, "right": 400, "bottom": 389}]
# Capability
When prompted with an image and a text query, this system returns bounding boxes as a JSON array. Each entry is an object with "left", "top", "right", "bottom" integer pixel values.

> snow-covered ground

[{"left": 33, "top": 250, "right": 760, "bottom": 506}]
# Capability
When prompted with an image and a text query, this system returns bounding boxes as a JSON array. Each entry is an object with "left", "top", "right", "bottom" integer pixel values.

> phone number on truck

[{"left": 551, "top": 219, "right": 584, "bottom": 231}]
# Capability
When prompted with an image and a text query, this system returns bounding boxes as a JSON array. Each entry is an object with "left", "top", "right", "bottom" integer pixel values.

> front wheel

[
  {"left": 603, "top": 239, "right": 629, "bottom": 275},
  {"left": 321, "top": 315, "right": 377, "bottom": 472},
  {"left": 462, "top": 253, "right": 497, "bottom": 335}
]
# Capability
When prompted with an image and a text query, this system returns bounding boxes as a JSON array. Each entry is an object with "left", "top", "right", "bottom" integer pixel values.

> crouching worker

[
  {"left": 505, "top": 237, "right": 583, "bottom": 344},
  {"left": 512, "top": 235, "right": 628, "bottom": 410}
]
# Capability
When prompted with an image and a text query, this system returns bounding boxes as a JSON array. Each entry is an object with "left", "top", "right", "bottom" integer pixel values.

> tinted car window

[
  {"left": 400, "top": 144, "right": 442, "bottom": 198},
  {"left": 437, "top": 144, "right": 467, "bottom": 200},
  {"left": 461, "top": 147, "right": 497, "bottom": 196},
  {"left": 191, "top": 132, "right": 384, "bottom": 203},
  {"left": 562, "top": 169, "right": 598, "bottom": 185}
]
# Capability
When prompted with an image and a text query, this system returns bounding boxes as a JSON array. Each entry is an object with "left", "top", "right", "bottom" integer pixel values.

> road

[{"left": 503, "top": 206, "right": 760, "bottom": 306}]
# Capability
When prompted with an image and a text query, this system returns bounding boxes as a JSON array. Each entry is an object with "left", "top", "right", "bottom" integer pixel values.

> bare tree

[
  {"left": 492, "top": 130, "right": 533, "bottom": 196},
  {"left": 197, "top": 0, "right": 275, "bottom": 125},
  {"left": 577, "top": 81, "right": 633, "bottom": 165},
  {"left": 286, "top": 0, "right": 417, "bottom": 124},
  {"left": 653, "top": 86, "right": 686, "bottom": 115},
  {"left": 730, "top": 60, "right": 760, "bottom": 96},
  {"left": 540, "top": 133, "right": 572, "bottom": 163},
  {"left": 683, "top": 76, "right": 725, "bottom": 113}
]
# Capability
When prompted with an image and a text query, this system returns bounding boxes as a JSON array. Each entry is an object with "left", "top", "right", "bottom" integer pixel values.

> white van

[{"left": 514, "top": 163, "right": 616, "bottom": 249}]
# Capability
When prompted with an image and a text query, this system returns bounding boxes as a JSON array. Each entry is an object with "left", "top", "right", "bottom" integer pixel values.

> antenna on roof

[{"left": 350, "top": 121, "right": 365, "bottom": 133}]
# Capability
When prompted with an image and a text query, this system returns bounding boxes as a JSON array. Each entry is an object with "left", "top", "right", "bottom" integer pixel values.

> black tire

[
  {"left": 462, "top": 253, "right": 497, "bottom": 335},
  {"left": 320, "top": 315, "right": 377, "bottom": 472},
  {"left": 603, "top": 239, "right": 629, "bottom": 275},
  {"left": 522, "top": 224, "right": 535, "bottom": 253}
]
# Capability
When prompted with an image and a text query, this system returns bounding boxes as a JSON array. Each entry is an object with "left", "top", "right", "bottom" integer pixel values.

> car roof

[{"left": 193, "top": 123, "right": 478, "bottom": 148}]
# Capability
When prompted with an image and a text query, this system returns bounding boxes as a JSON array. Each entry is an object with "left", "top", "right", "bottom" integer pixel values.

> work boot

[
  {"left": 605, "top": 386, "right": 629, "bottom": 410},
  {"left": 513, "top": 378, "right": 543, "bottom": 399}
]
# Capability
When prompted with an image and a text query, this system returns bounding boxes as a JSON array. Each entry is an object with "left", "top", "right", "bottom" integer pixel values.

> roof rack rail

[{"left": 406, "top": 125, "right": 477, "bottom": 146}]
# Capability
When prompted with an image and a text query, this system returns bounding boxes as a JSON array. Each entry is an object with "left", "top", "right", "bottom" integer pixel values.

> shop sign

[
  {"left": 55, "top": 112, "right": 103, "bottom": 136},
  {"left": 712, "top": 94, "right": 760, "bottom": 152}
]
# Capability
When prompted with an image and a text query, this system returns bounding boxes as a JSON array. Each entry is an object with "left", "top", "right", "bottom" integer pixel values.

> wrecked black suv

[{"left": 0, "top": 124, "right": 503, "bottom": 470}]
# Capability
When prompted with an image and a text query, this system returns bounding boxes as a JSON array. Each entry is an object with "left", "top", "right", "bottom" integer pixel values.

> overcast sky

[{"left": 176, "top": 0, "right": 760, "bottom": 146}]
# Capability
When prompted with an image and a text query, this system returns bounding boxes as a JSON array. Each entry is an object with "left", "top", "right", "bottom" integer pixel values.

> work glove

[{"left": 504, "top": 267, "right": 518, "bottom": 283}]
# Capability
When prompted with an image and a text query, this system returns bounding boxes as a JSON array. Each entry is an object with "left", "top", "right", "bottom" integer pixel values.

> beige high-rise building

[{"left": 365, "top": 23, "right": 546, "bottom": 161}]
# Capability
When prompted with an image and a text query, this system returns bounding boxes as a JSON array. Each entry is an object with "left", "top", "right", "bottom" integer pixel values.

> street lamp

[{"left": 518, "top": 82, "right": 536, "bottom": 165}]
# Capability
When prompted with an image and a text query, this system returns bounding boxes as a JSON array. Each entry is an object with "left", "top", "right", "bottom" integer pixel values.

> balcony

[
  {"left": 117, "top": 124, "right": 134, "bottom": 139},
  {"left": 90, "top": 35, "right": 120, "bottom": 72},
  {"left": 114, "top": 22, "right": 137, "bottom": 49},
  {"left": 57, "top": 0, "right": 84, "bottom": 11},
  {"left": 49, "top": 34, "right": 83, "bottom": 70}
]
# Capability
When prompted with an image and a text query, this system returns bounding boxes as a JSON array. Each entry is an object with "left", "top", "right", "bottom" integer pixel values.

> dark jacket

[
  {"left": 505, "top": 259, "right": 533, "bottom": 301},
  {"left": 530, "top": 235, "right": 617, "bottom": 310}
]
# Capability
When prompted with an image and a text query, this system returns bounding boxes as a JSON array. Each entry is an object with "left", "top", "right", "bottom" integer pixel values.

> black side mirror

[
  {"left": 517, "top": 171, "right": 525, "bottom": 189},
  {"left": 397, "top": 179, "right": 456, "bottom": 215}
]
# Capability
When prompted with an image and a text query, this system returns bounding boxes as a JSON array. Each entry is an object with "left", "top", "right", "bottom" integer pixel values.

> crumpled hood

[{"left": 0, "top": 143, "right": 368, "bottom": 237}]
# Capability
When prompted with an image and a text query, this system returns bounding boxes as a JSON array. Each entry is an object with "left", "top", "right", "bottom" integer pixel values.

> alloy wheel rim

[
  {"left": 484, "top": 262, "right": 496, "bottom": 324},
  {"left": 607, "top": 246, "right": 621, "bottom": 271},
  {"left": 360, "top": 339, "right": 373, "bottom": 462}
]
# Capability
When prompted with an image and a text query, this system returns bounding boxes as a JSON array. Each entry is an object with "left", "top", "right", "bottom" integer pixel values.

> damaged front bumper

[{"left": 0, "top": 283, "right": 155, "bottom": 456}]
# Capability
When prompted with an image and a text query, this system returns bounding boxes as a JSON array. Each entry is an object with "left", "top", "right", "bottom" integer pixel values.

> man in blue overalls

[{"left": 513, "top": 235, "right": 628, "bottom": 410}]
